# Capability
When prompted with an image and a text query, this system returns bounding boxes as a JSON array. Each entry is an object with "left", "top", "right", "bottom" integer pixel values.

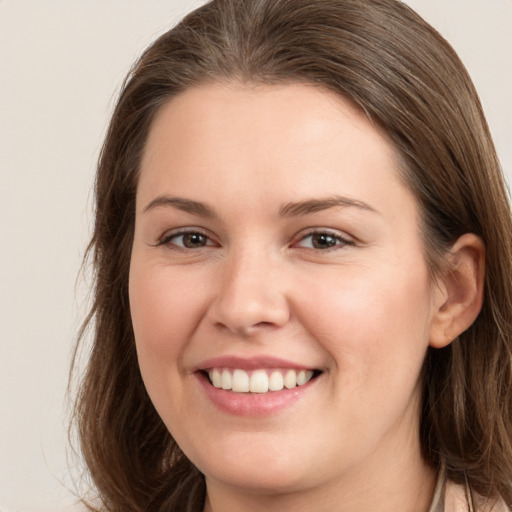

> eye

[
  {"left": 158, "top": 230, "right": 216, "bottom": 249},
  {"left": 295, "top": 230, "right": 354, "bottom": 250}
]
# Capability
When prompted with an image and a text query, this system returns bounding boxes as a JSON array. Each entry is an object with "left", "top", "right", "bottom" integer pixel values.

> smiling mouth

[{"left": 205, "top": 368, "right": 321, "bottom": 394}]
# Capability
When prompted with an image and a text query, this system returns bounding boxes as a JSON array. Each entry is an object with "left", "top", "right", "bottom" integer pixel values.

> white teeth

[
  {"left": 211, "top": 368, "right": 221, "bottom": 388},
  {"left": 207, "top": 368, "right": 315, "bottom": 393},
  {"left": 297, "top": 370, "right": 308, "bottom": 385},
  {"left": 284, "top": 369, "right": 297, "bottom": 389},
  {"left": 249, "top": 370, "right": 269, "bottom": 393},
  {"left": 268, "top": 371, "right": 284, "bottom": 391},
  {"left": 221, "top": 369, "right": 232, "bottom": 390},
  {"left": 232, "top": 369, "right": 250, "bottom": 392}
]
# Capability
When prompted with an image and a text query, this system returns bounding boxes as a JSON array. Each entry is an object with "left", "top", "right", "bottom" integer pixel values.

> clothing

[{"left": 429, "top": 466, "right": 510, "bottom": 512}]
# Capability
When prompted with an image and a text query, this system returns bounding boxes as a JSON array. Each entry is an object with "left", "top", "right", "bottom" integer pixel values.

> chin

[
  {"left": 185, "top": 434, "right": 316, "bottom": 493},
  {"left": 203, "top": 463, "right": 309, "bottom": 495}
]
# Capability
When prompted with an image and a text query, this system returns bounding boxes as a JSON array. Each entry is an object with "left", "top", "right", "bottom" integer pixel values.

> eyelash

[
  {"left": 157, "top": 229, "right": 217, "bottom": 250},
  {"left": 294, "top": 230, "right": 355, "bottom": 250},
  {"left": 157, "top": 228, "right": 354, "bottom": 252}
]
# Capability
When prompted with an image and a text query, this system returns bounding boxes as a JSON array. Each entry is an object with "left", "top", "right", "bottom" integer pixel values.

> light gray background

[{"left": 0, "top": 1, "right": 510, "bottom": 511}]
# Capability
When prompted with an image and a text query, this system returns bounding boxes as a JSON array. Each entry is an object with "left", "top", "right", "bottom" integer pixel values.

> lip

[
  {"left": 195, "top": 355, "right": 315, "bottom": 372},
  {"left": 194, "top": 355, "right": 320, "bottom": 417},
  {"left": 196, "top": 372, "right": 317, "bottom": 417}
]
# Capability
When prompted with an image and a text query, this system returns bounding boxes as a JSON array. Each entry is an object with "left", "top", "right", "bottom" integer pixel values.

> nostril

[
  {"left": 213, "top": 320, "right": 283, "bottom": 338},
  {"left": 253, "top": 321, "right": 276, "bottom": 329}
]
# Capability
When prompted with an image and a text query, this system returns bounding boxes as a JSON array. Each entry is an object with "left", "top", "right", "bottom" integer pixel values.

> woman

[{"left": 72, "top": 0, "right": 512, "bottom": 510}]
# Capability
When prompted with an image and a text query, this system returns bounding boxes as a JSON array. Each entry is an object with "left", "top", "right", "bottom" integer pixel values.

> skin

[{"left": 129, "top": 82, "right": 484, "bottom": 512}]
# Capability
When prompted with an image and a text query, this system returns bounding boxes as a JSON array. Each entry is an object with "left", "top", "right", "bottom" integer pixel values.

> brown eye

[
  {"left": 295, "top": 230, "right": 354, "bottom": 250},
  {"left": 181, "top": 232, "right": 208, "bottom": 248},
  {"left": 311, "top": 233, "right": 338, "bottom": 249},
  {"left": 160, "top": 230, "right": 213, "bottom": 249}
]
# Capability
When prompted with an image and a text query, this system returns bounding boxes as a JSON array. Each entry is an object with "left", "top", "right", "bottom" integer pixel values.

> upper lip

[{"left": 195, "top": 355, "right": 317, "bottom": 372}]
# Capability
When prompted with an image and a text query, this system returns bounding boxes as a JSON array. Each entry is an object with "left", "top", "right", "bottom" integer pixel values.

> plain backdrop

[{"left": 0, "top": 1, "right": 510, "bottom": 510}]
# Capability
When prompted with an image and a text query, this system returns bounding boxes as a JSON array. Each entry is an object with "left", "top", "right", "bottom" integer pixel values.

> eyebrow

[
  {"left": 143, "top": 196, "right": 217, "bottom": 218},
  {"left": 142, "top": 194, "right": 377, "bottom": 218},
  {"left": 279, "top": 195, "right": 377, "bottom": 217}
]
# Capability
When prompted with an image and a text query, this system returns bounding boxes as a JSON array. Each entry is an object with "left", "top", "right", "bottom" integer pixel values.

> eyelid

[
  {"left": 156, "top": 227, "right": 218, "bottom": 248},
  {"left": 154, "top": 226, "right": 354, "bottom": 251},
  {"left": 292, "top": 228, "right": 355, "bottom": 250}
]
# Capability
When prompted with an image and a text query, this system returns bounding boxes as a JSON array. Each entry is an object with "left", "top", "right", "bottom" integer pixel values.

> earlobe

[{"left": 429, "top": 233, "right": 485, "bottom": 349}]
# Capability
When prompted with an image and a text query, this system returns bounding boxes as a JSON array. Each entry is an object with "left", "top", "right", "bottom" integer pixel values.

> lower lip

[{"left": 195, "top": 372, "right": 317, "bottom": 417}]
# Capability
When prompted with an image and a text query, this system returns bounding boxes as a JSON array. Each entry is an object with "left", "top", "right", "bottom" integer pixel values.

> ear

[{"left": 429, "top": 233, "right": 485, "bottom": 349}]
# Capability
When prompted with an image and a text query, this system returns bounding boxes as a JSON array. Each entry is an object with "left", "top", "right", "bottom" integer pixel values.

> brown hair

[{"left": 72, "top": 0, "right": 512, "bottom": 510}]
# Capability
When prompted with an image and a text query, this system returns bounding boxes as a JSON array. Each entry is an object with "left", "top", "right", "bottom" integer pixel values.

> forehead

[{"left": 137, "top": 81, "right": 415, "bottom": 223}]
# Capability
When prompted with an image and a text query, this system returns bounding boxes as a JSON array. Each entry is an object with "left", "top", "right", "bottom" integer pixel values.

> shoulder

[{"left": 445, "top": 480, "right": 510, "bottom": 512}]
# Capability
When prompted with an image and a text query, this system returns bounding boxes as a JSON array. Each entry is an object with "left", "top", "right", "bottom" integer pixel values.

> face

[{"left": 129, "top": 83, "right": 438, "bottom": 499}]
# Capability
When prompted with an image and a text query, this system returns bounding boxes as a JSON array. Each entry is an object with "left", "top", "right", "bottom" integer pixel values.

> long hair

[{"left": 72, "top": 0, "right": 512, "bottom": 510}]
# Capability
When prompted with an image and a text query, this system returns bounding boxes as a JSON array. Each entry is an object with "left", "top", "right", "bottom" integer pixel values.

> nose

[{"left": 207, "top": 247, "right": 290, "bottom": 336}]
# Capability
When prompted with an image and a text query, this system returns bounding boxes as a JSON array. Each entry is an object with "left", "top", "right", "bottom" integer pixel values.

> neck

[{"left": 203, "top": 450, "right": 437, "bottom": 512}]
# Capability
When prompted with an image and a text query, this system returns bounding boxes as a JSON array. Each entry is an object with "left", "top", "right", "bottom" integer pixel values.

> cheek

[
  {"left": 128, "top": 262, "right": 209, "bottom": 384},
  {"left": 296, "top": 261, "right": 433, "bottom": 388}
]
